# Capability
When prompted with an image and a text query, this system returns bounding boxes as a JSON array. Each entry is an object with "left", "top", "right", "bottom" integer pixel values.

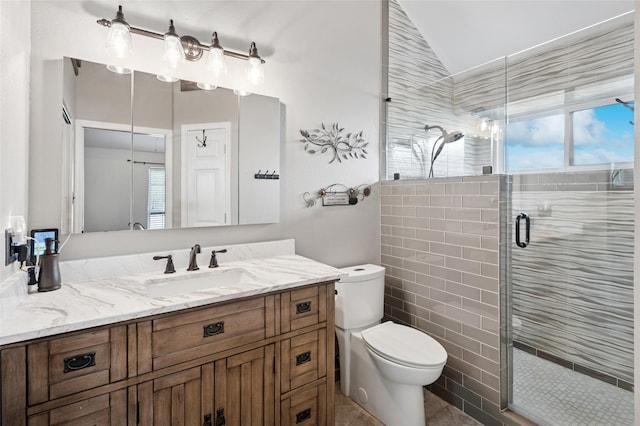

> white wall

[
  {"left": 27, "top": 1, "right": 382, "bottom": 268},
  {"left": 0, "top": 1, "right": 31, "bottom": 282}
]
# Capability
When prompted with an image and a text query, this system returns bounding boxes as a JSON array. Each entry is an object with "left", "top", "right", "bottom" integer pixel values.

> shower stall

[{"left": 384, "top": 2, "right": 635, "bottom": 424}]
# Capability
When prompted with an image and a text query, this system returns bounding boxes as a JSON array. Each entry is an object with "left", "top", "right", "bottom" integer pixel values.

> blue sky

[{"left": 505, "top": 102, "right": 634, "bottom": 171}]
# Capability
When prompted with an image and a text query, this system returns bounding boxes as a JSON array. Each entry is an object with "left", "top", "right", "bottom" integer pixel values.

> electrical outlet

[{"left": 5, "top": 228, "right": 15, "bottom": 266}]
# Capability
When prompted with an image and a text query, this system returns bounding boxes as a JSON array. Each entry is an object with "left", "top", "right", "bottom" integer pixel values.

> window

[
  {"left": 147, "top": 167, "right": 166, "bottom": 229},
  {"left": 572, "top": 103, "right": 634, "bottom": 166},
  {"left": 505, "top": 99, "right": 634, "bottom": 172},
  {"left": 505, "top": 114, "right": 565, "bottom": 171}
]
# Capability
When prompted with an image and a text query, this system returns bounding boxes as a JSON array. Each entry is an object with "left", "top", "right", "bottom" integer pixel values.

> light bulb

[
  {"left": 246, "top": 57, "right": 264, "bottom": 85},
  {"left": 207, "top": 48, "right": 227, "bottom": 78},
  {"left": 207, "top": 31, "right": 227, "bottom": 78},
  {"left": 106, "top": 21, "right": 133, "bottom": 59},
  {"left": 163, "top": 20, "right": 184, "bottom": 69},
  {"left": 164, "top": 35, "right": 184, "bottom": 68},
  {"left": 246, "top": 42, "right": 264, "bottom": 86}
]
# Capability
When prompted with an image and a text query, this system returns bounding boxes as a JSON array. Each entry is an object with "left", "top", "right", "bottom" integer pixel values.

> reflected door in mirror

[{"left": 182, "top": 123, "right": 231, "bottom": 227}]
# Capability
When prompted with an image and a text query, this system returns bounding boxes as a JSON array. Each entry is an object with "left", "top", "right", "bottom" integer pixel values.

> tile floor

[
  {"left": 512, "top": 348, "right": 634, "bottom": 426},
  {"left": 335, "top": 382, "right": 482, "bottom": 426}
]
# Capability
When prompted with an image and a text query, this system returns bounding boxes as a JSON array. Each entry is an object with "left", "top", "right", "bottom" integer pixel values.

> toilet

[{"left": 335, "top": 264, "right": 447, "bottom": 426}]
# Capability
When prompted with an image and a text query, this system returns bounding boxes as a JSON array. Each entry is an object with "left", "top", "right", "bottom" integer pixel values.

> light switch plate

[{"left": 5, "top": 228, "right": 15, "bottom": 266}]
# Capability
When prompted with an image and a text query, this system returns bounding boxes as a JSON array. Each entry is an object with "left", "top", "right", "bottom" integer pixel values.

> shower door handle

[{"left": 515, "top": 213, "right": 530, "bottom": 248}]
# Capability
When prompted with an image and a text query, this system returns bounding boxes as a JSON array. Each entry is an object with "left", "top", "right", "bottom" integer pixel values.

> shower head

[
  {"left": 424, "top": 124, "right": 465, "bottom": 143},
  {"left": 424, "top": 124, "right": 465, "bottom": 178},
  {"left": 443, "top": 130, "right": 465, "bottom": 144}
]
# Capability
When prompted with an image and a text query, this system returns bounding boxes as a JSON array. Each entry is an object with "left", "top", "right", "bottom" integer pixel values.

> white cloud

[
  {"left": 506, "top": 115, "right": 564, "bottom": 147},
  {"left": 573, "top": 109, "right": 606, "bottom": 146}
]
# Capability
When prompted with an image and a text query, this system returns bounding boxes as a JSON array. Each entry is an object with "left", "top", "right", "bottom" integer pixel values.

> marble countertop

[{"left": 0, "top": 253, "right": 345, "bottom": 346}]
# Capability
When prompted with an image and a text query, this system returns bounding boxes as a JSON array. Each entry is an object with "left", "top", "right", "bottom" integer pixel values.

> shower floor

[{"left": 512, "top": 348, "right": 633, "bottom": 426}]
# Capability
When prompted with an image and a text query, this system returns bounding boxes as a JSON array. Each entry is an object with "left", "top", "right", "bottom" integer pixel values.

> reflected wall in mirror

[{"left": 62, "top": 58, "right": 280, "bottom": 234}]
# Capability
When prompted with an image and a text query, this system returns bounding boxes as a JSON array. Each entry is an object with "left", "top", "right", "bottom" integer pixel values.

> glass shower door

[{"left": 507, "top": 170, "right": 634, "bottom": 425}]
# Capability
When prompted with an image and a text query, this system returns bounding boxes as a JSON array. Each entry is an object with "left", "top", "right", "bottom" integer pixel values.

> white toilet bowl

[{"left": 335, "top": 265, "right": 448, "bottom": 426}]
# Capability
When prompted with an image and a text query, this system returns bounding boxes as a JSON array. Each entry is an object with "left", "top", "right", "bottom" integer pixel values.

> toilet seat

[{"left": 361, "top": 322, "right": 447, "bottom": 369}]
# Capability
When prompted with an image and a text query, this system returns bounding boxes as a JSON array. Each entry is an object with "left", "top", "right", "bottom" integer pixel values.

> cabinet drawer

[
  {"left": 27, "top": 390, "right": 127, "bottom": 426},
  {"left": 27, "top": 327, "right": 127, "bottom": 405},
  {"left": 151, "top": 297, "right": 266, "bottom": 370},
  {"left": 281, "top": 329, "right": 327, "bottom": 393},
  {"left": 281, "top": 382, "right": 326, "bottom": 426},
  {"left": 281, "top": 285, "right": 328, "bottom": 333}
]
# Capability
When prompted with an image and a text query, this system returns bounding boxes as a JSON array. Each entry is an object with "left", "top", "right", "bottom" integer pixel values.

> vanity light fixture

[{"left": 98, "top": 5, "right": 266, "bottom": 84}]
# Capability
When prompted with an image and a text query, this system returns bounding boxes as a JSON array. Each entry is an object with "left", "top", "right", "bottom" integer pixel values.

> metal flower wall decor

[
  {"left": 303, "top": 183, "right": 372, "bottom": 207},
  {"left": 300, "top": 123, "right": 368, "bottom": 164}
]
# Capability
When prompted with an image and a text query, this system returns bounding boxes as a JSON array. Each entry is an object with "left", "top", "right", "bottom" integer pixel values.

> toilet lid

[{"left": 361, "top": 322, "right": 447, "bottom": 368}]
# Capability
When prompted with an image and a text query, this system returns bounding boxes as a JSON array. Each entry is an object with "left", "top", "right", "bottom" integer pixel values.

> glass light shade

[
  {"left": 163, "top": 34, "right": 185, "bottom": 68},
  {"left": 246, "top": 57, "right": 264, "bottom": 85},
  {"left": 106, "top": 21, "right": 133, "bottom": 59},
  {"left": 206, "top": 47, "right": 227, "bottom": 78}
]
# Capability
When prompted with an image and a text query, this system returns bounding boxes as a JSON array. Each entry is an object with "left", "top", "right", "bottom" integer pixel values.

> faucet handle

[
  {"left": 208, "top": 249, "right": 228, "bottom": 268},
  {"left": 153, "top": 255, "right": 176, "bottom": 274}
]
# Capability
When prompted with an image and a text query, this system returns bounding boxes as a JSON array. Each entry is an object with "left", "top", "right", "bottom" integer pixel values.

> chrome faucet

[{"left": 187, "top": 244, "right": 201, "bottom": 271}]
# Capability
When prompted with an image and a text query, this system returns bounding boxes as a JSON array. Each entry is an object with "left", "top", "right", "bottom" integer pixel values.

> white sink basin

[{"left": 145, "top": 268, "right": 258, "bottom": 298}]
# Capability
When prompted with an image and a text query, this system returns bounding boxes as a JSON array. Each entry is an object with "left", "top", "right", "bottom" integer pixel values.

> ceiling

[{"left": 397, "top": 0, "right": 635, "bottom": 75}]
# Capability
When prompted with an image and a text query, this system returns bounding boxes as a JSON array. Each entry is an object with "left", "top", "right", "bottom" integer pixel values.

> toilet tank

[{"left": 335, "top": 264, "right": 386, "bottom": 330}]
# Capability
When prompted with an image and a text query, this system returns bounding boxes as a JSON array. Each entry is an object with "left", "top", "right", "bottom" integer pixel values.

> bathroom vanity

[{"left": 0, "top": 240, "right": 341, "bottom": 425}]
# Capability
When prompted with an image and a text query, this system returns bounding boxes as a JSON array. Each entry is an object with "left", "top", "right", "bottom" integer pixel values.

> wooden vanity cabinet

[{"left": 1, "top": 281, "right": 335, "bottom": 426}]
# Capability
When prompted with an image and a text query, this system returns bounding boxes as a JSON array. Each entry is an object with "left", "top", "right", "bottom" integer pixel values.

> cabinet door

[
  {"left": 204, "top": 345, "right": 275, "bottom": 426},
  {"left": 27, "top": 389, "right": 128, "bottom": 426},
  {"left": 138, "top": 367, "right": 203, "bottom": 426}
]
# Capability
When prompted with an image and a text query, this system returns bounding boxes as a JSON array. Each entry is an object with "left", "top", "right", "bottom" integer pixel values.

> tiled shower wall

[{"left": 380, "top": 176, "right": 510, "bottom": 425}]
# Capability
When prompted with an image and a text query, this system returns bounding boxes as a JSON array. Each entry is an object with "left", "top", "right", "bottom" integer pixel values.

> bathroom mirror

[{"left": 62, "top": 58, "right": 280, "bottom": 233}]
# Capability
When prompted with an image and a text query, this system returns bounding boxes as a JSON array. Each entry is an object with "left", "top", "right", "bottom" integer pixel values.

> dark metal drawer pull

[
  {"left": 296, "top": 351, "right": 312, "bottom": 365},
  {"left": 296, "top": 408, "right": 311, "bottom": 423},
  {"left": 296, "top": 301, "right": 311, "bottom": 314},
  {"left": 203, "top": 321, "right": 225, "bottom": 337},
  {"left": 63, "top": 351, "right": 96, "bottom": 373}
]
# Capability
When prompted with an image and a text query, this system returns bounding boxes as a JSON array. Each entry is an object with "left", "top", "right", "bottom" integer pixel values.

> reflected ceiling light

[
  {"left": 105, "top": 5, "right": 133, "bottom": 59},
  {"left": 106, "top": 64, "right": 132, "bottom": 75},
  {"left": 157, "top": 74, "right": 178, "bottom": 83},
  {"left": 197, "top": 82, "right": 218, "bottom": 90},
  {"left": 233, "top": 89, "right": 252, "bottom": 96},
  {"left": 98, "top": 5, "right": 266, "bottom": 84}
]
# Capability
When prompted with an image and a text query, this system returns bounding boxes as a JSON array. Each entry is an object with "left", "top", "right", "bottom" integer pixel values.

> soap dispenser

[{"left": 38, "top": 237, "right": 61, "bottom": 292}]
